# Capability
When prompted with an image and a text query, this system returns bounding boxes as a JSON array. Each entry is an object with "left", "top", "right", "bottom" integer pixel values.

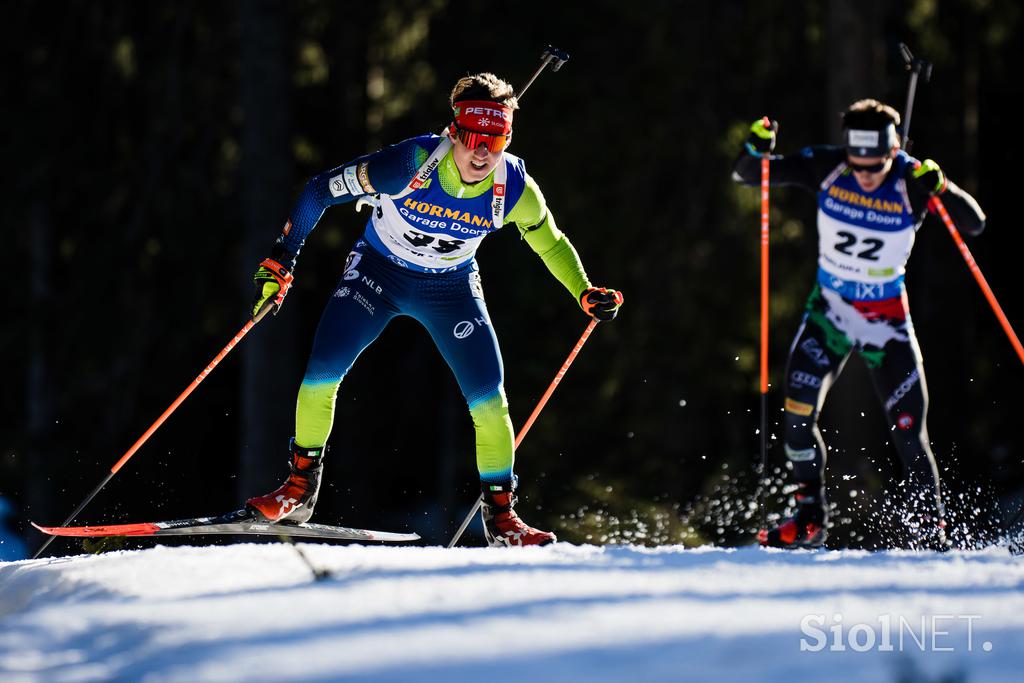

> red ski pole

[
  {"left": 31, "top": 300, "right": 283, "bottom": 559},
  {"left": 759, "top": 152, "right": 770, "bottom": 532},
  {"left": 447, "top": 316, "right": 611, "bottom": 548},
  {"left": 930, "top": 196, "right": 1024, "bottom": 365},
  {"left": 515, "top": 318, "right": 600, "bottom": 450}
]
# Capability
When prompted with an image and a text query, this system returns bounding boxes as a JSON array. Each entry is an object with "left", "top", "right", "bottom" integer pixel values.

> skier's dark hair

[
  {"left": 449, "top": 73, "right": 519, "bottom": 110},
  {"left": 842, "top": 99, "right": 901, "bottom": 131}
]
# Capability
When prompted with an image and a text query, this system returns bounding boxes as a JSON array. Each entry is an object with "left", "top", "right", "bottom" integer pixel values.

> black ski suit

[{"left": 732, "top": 145, "right": 986, "bottom": 522}]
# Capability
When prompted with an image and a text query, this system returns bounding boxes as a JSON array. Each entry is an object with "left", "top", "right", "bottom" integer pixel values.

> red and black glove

[
  {"left": 580, "top": 287, "right": 624, "bottom": 321},
  {"left": 251, "top": 257, "right": 294, "bottom": 320}
]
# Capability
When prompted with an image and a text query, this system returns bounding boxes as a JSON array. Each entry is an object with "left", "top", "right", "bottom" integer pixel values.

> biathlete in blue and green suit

[{"left": 246, "top": 73, "right": 622, "bottom": 546}]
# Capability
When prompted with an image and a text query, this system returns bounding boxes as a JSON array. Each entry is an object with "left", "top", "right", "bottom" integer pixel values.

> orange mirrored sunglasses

[{"left": 454, "top": 126, "right": 510, "bottom": 153}]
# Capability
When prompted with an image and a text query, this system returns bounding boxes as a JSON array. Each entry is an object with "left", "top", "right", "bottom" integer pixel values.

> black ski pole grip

[
  {"left": 516, "top": 45, "right": 571, "bottom": 101},
  {"left": 898, "top": 42, "right": 913, "bottom": 67},
  {"left": 543, "top": 45, "right": 570, "bottom": 71}
]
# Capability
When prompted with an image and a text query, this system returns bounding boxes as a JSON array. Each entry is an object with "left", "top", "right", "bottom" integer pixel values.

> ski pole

[
  {"left": 447, "top": 317, "right": 603, "bottom": 548},
  {"left": 31, "top": 308, "right": 276, "bottom": 559},
  {"left": 897, "top": 42, "right": 933, "bottom": 154},
  {"left": 758, "top": 150, "right": 770, "bottom": 533},
  {"left": 930, "top": 197, "right": 1024, "bottom": 365},
  {"left": 277, "top": 532, "right": 331, "bottom": 582},
  {"left": 897, "top": 44, "right": 1024, "bottom": 364}
]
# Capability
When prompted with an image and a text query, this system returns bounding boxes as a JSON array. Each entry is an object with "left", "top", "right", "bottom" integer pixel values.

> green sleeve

[{"left": 506, "top": 173, "right": 592, "bottom": 300}]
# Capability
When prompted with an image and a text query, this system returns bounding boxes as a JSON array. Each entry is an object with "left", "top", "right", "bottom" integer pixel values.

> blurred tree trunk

[
  {"left": 962, "top": 18, "right": 981, "bottom": 192},
  {"left": 327, "top": 3, "right": 370, "bottom": 149},
  {"left": 238, "top": 0, "right": 297, "bottom": 497},
  {"left": 825, "top": 0, "right": 885, "bottom": 139},
  {"left": 27, "top": 201, "right": 54, "bottom": 525}
]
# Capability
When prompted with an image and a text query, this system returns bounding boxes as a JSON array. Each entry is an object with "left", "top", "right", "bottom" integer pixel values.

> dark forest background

[{"left": 3, "top": 0, "right": 1023, "bottom": 553}]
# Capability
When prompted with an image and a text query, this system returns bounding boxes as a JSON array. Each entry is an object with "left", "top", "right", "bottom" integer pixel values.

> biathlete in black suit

[{"left": 732, "top": 100, "right": 985, "bottom": 549}]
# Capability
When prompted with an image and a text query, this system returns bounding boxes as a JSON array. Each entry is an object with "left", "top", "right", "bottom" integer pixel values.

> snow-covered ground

[{"left": 1, "top": 542, "right": 1022, "bottom": 682}]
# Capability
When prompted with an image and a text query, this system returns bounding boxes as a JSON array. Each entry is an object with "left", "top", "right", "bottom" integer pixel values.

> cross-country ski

[{"left": 30, "top": 510, "right": 419, "bottom": 543}]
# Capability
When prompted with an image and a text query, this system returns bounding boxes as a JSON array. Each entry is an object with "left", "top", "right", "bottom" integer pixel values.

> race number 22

[{"left": 834, "top": 231, "right": 883, "bottom": 261}]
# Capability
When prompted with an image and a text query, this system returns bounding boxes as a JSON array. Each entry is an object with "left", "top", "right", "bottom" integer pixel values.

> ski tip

[
  {"left": 30, "top": 521, "right": 78, "bottom": 537},
  {"left": 28, "top": 521, "right": 161, "bottom": 537},
  {"left": 31, "top": 521, "right": 78, "bottom": 537}
]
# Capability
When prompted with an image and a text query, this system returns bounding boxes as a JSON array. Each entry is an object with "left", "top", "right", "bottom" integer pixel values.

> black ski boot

[
  {"left": 246, "top": 439, "right": 325, "bottom": 524},
  {"left": 903, "top": 483, "right": 952, "bottom": 551},
  {"left": 480, "top": 482, "right": 556, "bottom": 547},
  {"left": 758, "top": 483, "right": 828, "bottom": 549},
  {"left": 906, "top": 504, "right": 952, "bottom": 552},
  {"left": 910, "top": 518, "right": 951, "bottom": 551}
]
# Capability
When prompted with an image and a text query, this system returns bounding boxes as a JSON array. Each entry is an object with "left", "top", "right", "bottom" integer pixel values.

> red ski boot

[
  {"left": 246, "top": 440, "right": 325, "bottom": 524},
  {"left": 758, "top": 485, "right": 827, "bottom": 549},
  {"left": 480, "top": 484, "right": 556, "bottom": 547}
]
